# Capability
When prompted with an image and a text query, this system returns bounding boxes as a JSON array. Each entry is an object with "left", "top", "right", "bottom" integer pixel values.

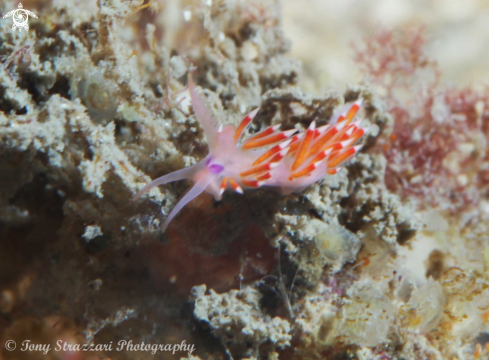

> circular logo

[
  {"left": 5, "top": 340, "right": 16, "bottom": 351},
  {"left": 12, "top": 9, "right": 29, "bottom": 28}
]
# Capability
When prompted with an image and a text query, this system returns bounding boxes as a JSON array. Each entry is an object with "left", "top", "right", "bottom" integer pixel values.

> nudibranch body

[{"left": 133, "top": 75, "right": 368, "bottom": 231}]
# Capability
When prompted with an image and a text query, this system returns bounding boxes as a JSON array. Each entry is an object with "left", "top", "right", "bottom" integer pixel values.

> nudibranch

[{"left": 133, "top": 75, "right": 368, "bottom": 231}]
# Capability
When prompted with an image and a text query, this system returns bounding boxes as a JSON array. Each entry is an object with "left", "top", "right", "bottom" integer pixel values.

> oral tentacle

[
  {"left": 132, "top": 161, "right": 204, "bottom": 201},
  {"left": 161, "top": 172, "right": 215, "bottom": 232}
]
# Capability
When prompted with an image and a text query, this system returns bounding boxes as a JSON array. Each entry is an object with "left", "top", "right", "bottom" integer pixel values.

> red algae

[{"left": 355, "top": 27, "right": 489, "bottom": 212}]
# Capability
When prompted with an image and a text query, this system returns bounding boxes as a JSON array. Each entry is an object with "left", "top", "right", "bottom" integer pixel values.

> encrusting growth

[{"left": 133, "top": 74, "right": 368, "bottom": 231}]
